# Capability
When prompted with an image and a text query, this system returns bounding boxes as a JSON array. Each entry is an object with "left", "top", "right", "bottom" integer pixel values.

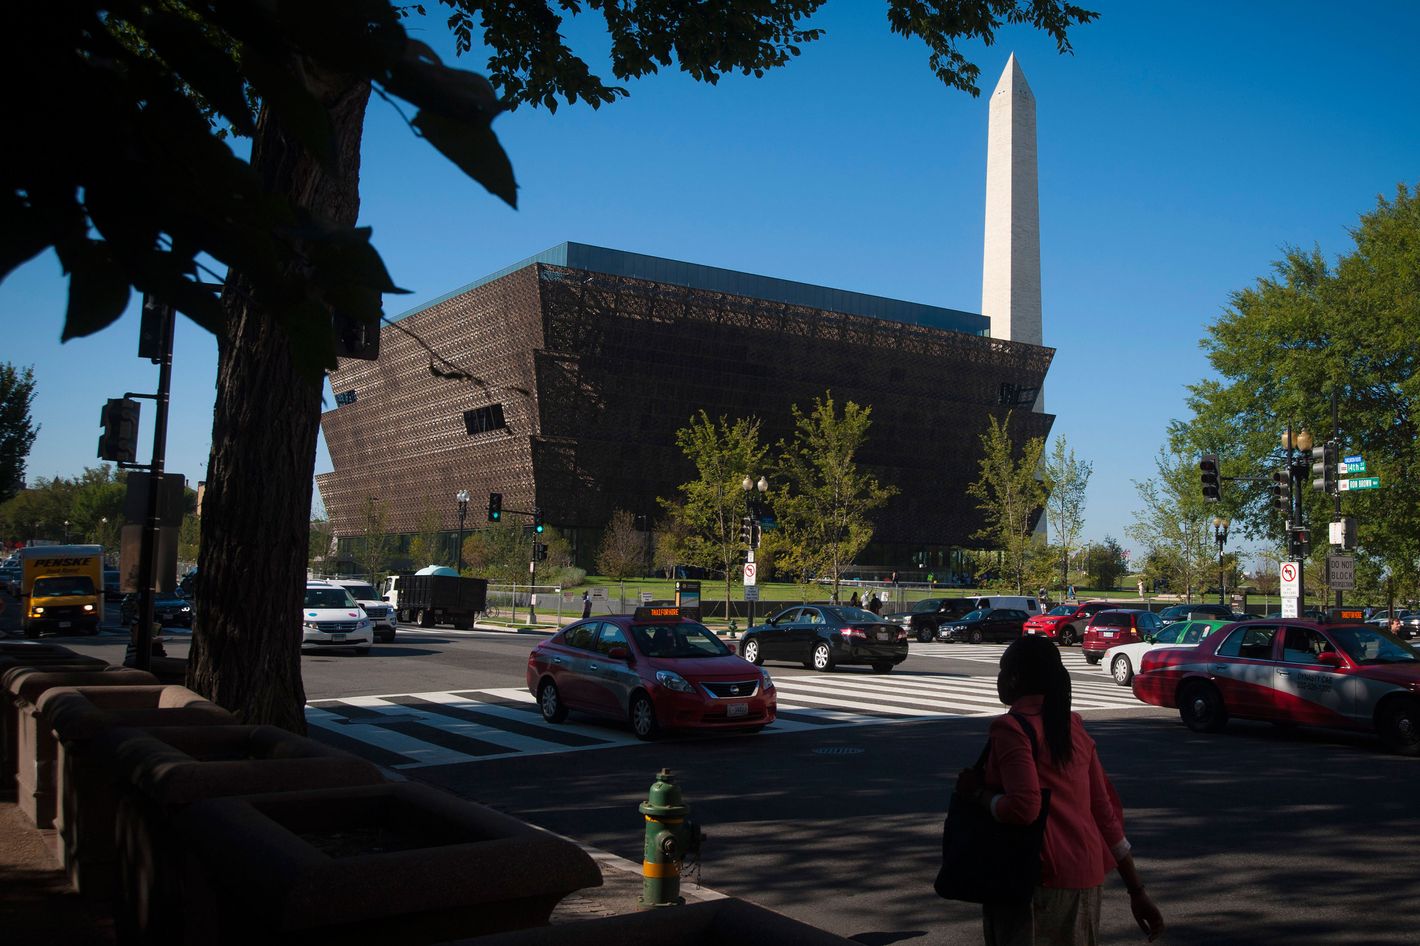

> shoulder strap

[{"left": 975, "top": 711, "right": 1041, "bottom": 771}]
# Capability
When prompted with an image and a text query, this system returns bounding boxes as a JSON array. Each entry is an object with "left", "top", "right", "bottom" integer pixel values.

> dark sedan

[
  {"left": 120, "top": 592, "right": 194, "bottom": 628},
  {"left": 936, "top": 608, "right": 1029, "bottom": 644},
  {"left": 739, "top": 605, "right": 908, "bottom": 673}
]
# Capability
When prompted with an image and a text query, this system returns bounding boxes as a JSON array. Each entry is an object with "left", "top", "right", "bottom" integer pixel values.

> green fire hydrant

[{"left": 638, "top": 768, "right": 703, "bottom": 909}]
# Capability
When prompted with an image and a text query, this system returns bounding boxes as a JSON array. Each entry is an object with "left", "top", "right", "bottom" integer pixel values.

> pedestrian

[
  {"left": 1137, "top": 579, "right": 1145, "bottom": 599},
  {"left": 581, "top": 591, "right": 591, "bottom": 619},
  {"left": 868, "top": 593, "right": 882, "bottom": 615},
  {"left": 1067, "top": 583, "right": 1075, "bottom": 601},
  {"left": 850, "top": 591, "right": 861, "bottom": 608},
  {"left": 955, "top": 635, "right": 1165, "bottom": 945}
]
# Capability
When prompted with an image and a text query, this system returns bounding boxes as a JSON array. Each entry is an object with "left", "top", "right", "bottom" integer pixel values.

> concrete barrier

[{"left": 0, "top": 647, "right": 108, "bottom": 781}]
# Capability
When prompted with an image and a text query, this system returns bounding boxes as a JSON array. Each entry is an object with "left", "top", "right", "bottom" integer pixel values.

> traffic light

[
  {"left": 487, "top": 493, "right": 502, "bottom": 522},
  {"left": 739, "top": 516, "right": 753, "bottom": 545},
  {"left": 750, "top": 520, "right": 762, "bottom": 550},
  {"left": 1311, "top": 440, "right": 1338, "bottom": 493},
  {"left": 633, "top": 513, "right": 649, "bottom": 531},
  {"left": 1199, "top": 454, "right": 1220, "bottom": 502},
  {"left": 1289, "top": 526, "right": 1311, "bottom": 559},
  {"left": 532, "top": 508, "right": 544, "bottom": 533},
  {"left": 532, "top": 543, "right": 548, "bottom": 562},
  {"left": 1271, "top": 471, "right": 1288, "bottom": 515},
  {"left": 98, "top": 398, "right": 140, "bottom": 463}
]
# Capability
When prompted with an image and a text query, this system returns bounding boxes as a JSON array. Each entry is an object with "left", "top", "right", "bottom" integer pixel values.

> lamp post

[
  {"left": 740, "top": 475, "right": 768, "bottom": 631},
  {"left": 455, "top": 489, "right": 469, "bottom": 575},
  {"left": 63, "top": 519, "right": 70, "bottom": 544},
  {"left": 1212, "top": 516, "right": 1230, "bottom": 606}
]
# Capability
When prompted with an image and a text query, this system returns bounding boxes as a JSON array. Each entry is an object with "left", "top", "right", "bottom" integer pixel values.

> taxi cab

[
  {"left": 526, "top": 607, "right": 775, "bottom": 740},
  {"left": 1132, "top": 611, "right": 1420, "bottom": 755}
]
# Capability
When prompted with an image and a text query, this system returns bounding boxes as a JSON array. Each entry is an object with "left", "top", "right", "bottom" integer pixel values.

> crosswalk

[{"left": 304, "top": 647, "right": 1144, "bottom": 770}]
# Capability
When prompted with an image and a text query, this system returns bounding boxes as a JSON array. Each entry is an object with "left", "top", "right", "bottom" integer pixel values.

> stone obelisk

[{"left": 981, "top": 54, "right": 1042, "bottom": 352}]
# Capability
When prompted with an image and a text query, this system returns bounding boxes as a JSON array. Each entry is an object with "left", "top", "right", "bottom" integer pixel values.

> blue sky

[{"left": 3, "top": 2, "right": 1417, "bottom": 566}]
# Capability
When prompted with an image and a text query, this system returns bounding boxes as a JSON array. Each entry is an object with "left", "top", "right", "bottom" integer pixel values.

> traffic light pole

[
  {"left": 133, "top": 300, "right": 175, "bottom": 671},
  {"left": 1286, "top": 422, "right": 1304, "bottom": 618},
  {"left": 1332, "top": 392, "right": 1342, "bottom": 609}
]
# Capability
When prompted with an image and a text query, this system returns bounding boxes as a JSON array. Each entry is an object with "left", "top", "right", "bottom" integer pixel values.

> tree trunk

[{"left": 187, "top": 64, "right": 372, "bottom": 732}]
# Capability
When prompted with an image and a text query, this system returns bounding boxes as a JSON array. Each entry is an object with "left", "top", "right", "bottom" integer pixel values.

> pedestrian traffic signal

[
  {"left": 98, "top": 398, "right": 141, "bottom": 463},
  {"left": 1311, "top": 440, "right": 1338, "bottom": 493},
  {"left": 1271, "top": 471, "right": 1288, "bottom": 515},
  {"left": 532, "top": 508, "right": 544, "bottom": 533},
  {"left": 487, "top": 493, "right": 502, "bottom": 522},
  {"left": 1289, "top": 526, "right": 1311, "bottom": 559},
  {"left": 532, "top": 542, "right": 548, "bottom": 562},
  {"left": 1199, "top": 454, "right": 1220, "bottom": 502},
  {"left": 739, "top": 516, "right": 753, "bottom": 545}
]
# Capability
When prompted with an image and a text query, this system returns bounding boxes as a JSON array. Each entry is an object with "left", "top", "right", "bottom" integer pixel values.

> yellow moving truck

[{"left": 19, "top": 544, "right": 104, "bottom": 638}]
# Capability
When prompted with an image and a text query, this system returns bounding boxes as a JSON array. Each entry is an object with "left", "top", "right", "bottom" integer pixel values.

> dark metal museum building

[{"left": 317, "top": 242, "right": 1054, "bottom": 574}]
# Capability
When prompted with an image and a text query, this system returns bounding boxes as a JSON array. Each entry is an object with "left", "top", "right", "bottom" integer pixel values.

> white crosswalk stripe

[{"left": 304, "top": 662, "right": 1147, "bottom": 770}]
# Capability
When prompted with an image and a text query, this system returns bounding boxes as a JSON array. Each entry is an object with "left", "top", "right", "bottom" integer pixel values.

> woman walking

[{"left": 955, "top": 635, "right": 1165, "bottom": 945}]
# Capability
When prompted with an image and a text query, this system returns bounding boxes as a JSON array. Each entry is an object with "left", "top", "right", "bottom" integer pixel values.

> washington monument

[{"left": 981, "top": 53, "right": 1042, "bottom": 352}]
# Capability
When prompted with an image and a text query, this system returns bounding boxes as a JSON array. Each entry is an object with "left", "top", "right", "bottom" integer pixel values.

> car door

[
  {"left": 990, "top": 610, "right": 1023, "bottom": 641},
  {"left": 1207, "top": 623, "right": 1282, "bottom": 720},
  {"left": 1270, "top": 626, "right": 1356, "bottom": 726},
  {"left": 758, "top": 608, "right": 801, "bottom": 660},
  {"left": 796, "top": 607, "right": 827, "bottom": 658},
  {"left": 585, "top": 623, "right": 641, "bottom": 717},
  {"left": 550, "top": 622, "right": 601, "bottom": 710}
]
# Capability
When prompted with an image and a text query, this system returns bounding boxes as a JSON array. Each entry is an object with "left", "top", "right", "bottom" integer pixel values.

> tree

[
  {"left": 9, "top": 2, "right": 1099, "bottom": 731},
  {"left": 0, "top": 363, "right": 38, "bottom": 504},
  {"left": 664, "top": 411, "right": 769, "bottom": 614},
  {"left": 355, "top": 497, "right": 394, "bottom": 585},
  {"left": 1042, "top": 435, "right": 1091, "bottom": 591},
  {"left": 652, "top": 503, "right": 692, "bottom": 580},
  {"left": 774, "top": 394, "right": 896, "bottom": 601},
  {"left": 967, "top": 413, "right": 1047, "bottom": 593},
  {"left": 1127, "top": 448, "right": 1215, "bottom": 602},
  {"left": 307, "top": 516, "right": 334, "bottom": 574},
  {"left": 1178, "top": 184, "right": 1420, "bottom": 597},
  {"left": 596, "top": 509, "right": 645, "bottom": 580},
  {"left": 407, "top": 502, "right": 447, "bottom": 569},
  {"left": 1083, "top": 536, "right": 1127, "bottom": 590}
]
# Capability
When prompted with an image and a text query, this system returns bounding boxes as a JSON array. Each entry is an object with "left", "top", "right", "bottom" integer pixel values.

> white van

[{"left": 970, "top": 595, "right": 1044, "bottom": 617}]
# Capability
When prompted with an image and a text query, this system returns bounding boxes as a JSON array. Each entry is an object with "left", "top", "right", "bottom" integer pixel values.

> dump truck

[
  {"left": 391, "top": 572, "right": 488, "bottom": 629},
  {"left": 18, "top": 544, "right": 104, "bottom": 637}
]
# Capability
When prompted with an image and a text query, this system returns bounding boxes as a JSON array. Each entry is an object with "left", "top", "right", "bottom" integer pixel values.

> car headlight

[
  {"left": 759, "top": 668, "right": 774, "bottom": 691},
  {"left": 181, "top": 606, "right": 191, "bottom": 612},
  {"left": 357, "top": 619, "right": 372, "bottom": 631},
  {"left": 83, "top": 604, "right": 95, "bottom": 612},
  {"left": 303, "top": 621, "right": 321, "bottom": 630},
  {"left": 655, "top": 670, "right": 694, "bottom": 693},
  {"left": 32, "top": 606, "right": 44, "bottom": 615}
]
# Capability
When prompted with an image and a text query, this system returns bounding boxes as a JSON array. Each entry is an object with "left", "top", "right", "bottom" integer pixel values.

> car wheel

[
  {"left": 417, "top": 609, "right": 434, "bottom": 628},
  {"left": 968, "top": 628, "right": 984, "bottom": 645},
  {"left": 630, "top": 692, "right": 659, "bottom": 740},
  {"left": 1060, "top": 626, "right": 1076, "bottom": 647},
  {"left": 741, "top": 638, "right": 763, "bottom": 665},
  {"left": 1111, "top": 655, "right": 1133, "bottom": 686},
  {"left": 1083, "top": 653, "right": 1101, "bottom": 665},
  {"left": 539, "top": 680, "right": 568, "bottom": 724},
  {"left": 1379, "top": 698, "right": 1420, "bottom": 756},
  {"left": 1179, "top": 681, "right": 1229, "bottom": 734},
  {"left": 871, "top": 661, "right": 894, "bottom": 674},
  {"left": 917, "top": 627, "right": 933, "bottom": 643},
  {"left": 811, "top": 642, "right": 835, "bottom": 672}
]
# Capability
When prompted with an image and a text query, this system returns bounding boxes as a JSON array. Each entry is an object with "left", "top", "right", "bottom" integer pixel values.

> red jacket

[{"left": 982, "top": 695, "right": 1127, "bottom": 890}]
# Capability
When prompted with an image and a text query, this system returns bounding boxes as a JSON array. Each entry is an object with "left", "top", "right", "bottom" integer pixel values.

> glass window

[
  {"left": 1217, "top": 624, "right": 1277, "bottom": 660},
  {"left": 1280, "top": 627, "right": 1330, "bottom": 665},
  {"left": 771, "top": 608, "right": 800, "bottom": 625},
  {"left": 828, "top": 607, "right": 878, "bottom": 623},
  {"left": 33, "top": 575, "right": 96, "bottom": 597},
  {"left": 1139, "top": 612, "right": 1160, "bottom": 631},
  {"left": 629, "top": 622, "right": 730, "bottom": 658},
  {"left": 304, "top": 587, "right": 355, "bottom": 609},
  {"left": 1047, "top": 605, "right": 1075, "bottom": 616},
  {"left": 563, "top": 623, "right": 597, "bottom": 650},
  {"left": 962, "top": 609, "right": 989, "bottom": 622},
  {"left": 342, "top": 583, "right": 378, "bottom": 599},
  {"left": 1179, "top": 622, "right": 1209, "bottom": 645},
  {"left": 595, "top": 624, "right": 629, "bottom": 655},
  {"left": 1328, "top": 626, "right": 1416, "bottom": 665},
  {"left": 1152, "top": 624, "right": 1184, "bottom": 645},
  {"left": 803, "top": 609, "right": 824, "bottom": 625},
  {"left": 1095, "top": 613, "right": 1130, "bottom": 628}
]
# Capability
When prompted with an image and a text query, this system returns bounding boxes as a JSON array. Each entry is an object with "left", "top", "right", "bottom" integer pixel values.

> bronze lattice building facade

[{"left": 317, "top": 243, "right": 1054, "bottom": 573}]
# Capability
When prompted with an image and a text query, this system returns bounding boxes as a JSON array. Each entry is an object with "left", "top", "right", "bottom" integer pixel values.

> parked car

[
  {"left": 1157, "top": 603, "right": 1236, "bottom": 626},
  {"left": 1133, "top": 618, "right": 1420, "bottom": 755},
  {"left": 884, "top": 597, "right": 980, "bottom": 642},
  {"left": 301, "top": 580, "right": 373, "bottom": 655},
  {"left": 527, "top": 607, "right": 774, "bottom": 739},
  {"left": 1081, "top": 609, "right": 1163, "bottom": 665},
  {"left": 935, "top": 608, "right": 1030, "bottom": 644},
  {"left": 1102, "top": 618, "right": 1230, "bottom": 686},
  {"left": 1023, "top": 600, "right": 1117, "bottom": 647},
  {"left": 120, "top": 592, "right": 195, "bottom": 628},
  {"left": 740, "top": 605, "right": 909, "bottom": 672},
  {"left": 0, "top": 563, "right": 22, "bottom": 596}
]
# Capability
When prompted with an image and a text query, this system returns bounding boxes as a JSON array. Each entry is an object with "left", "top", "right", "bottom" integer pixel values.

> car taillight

[
  {"left": 841, "top": 627, "right": 866, "bottom": 639},
  {"left": 896, "top": 628, "right": 908, "bottom": 641}
]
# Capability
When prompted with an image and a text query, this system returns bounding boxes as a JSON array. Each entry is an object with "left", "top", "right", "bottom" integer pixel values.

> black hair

[{"left": 1000, "top": 635, "right": 1074, "bottom": 767}]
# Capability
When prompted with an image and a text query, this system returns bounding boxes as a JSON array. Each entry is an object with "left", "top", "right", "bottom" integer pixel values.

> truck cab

[{"left": 19, "top": 544, "right": 105, "bottom": 637}]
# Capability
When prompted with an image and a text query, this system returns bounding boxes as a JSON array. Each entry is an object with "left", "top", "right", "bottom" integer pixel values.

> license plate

[
  {"left": 59, "top": 621, "right": 72, "bottom": 628},
  {"left": 1026, "top": 629, "right": 1037, "bottom": 635},
  {"left": 726, "top": 702, "right": 749, "bottom": 718},
  {"left": 331, "top": 633, "right": 346, "bottom": 641},
  {"left": 876, "top": 631, "right": 891, "bottom": 641},
  {"left": 1103, "top": 631, "right": 1117, "bottom": 638}
]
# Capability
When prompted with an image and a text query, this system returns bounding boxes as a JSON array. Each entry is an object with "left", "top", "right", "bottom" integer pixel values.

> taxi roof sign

[
  {"left": 1324, "top": 606, "right": 1366, "bottom": 623},
  {"left": 633, "top": 606, "right": 688, "bottom": 622}
]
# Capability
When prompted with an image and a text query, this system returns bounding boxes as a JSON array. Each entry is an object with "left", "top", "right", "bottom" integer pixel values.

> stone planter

[
  {"left": 6, "top": 666, "right": 157, "bottom": 827},
  {"left": 38, "top": 685, "right": 235, "bottom": 894},
  {"left": 107, "top": 723, "right": 385, "bottom": 945},
  {"left": 0, "top": 648, "right": 107, "bottom": 780},
  {"left": 169, "top": 782, "right": 603, "bottom": 945},
  {"left": 447, "top": 897, "right": 860, "bottom": 946}
]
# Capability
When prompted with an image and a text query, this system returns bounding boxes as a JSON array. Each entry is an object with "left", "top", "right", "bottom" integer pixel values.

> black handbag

[{"left": 934, "top": 712, "right": 1052, "bottom": 905}]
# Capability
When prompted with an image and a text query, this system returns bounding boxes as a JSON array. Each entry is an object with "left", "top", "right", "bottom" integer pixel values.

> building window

[{"left": 463, "top": 403, "right": 507, "bottom": 436}]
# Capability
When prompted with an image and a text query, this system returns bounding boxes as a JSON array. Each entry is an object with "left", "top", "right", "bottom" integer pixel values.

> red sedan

[
  {"left": 1133, "top": 616, "right": 1420, "bottom": 755},
  {"left": 526, "top": 607, "right": 775, "bottom": 740}
]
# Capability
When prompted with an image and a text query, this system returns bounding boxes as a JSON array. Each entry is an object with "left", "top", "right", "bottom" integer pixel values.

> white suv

[
  {"left": 329, "top": 578, "right": 397, "bottom": 642},
  {"left": 302, "top": 581, "right": 374, "bottom": 654}
]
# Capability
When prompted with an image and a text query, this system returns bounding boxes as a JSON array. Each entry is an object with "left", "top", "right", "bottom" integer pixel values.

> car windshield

[
  {"left": 962, "top": 609, "right": 989, "bottom": 622},
  {"left": 629, "top": 622, "right": 729, "bottom": 658},
  {"left": 1160, "top": 606, "right": 1190, "bottom": 619},
  {"left": 33, "top": 575, "right": 95, "bottom": 597},
  {"left": 913, "top": 598, "right": 944, "bottom": 612},
  {"left": 304, "top": 588, "right": 355, "bottom": 609},
  {"left": 343, "top": 583, "right": 377, "bottom": 599},
  {"left": 828, "top": 607, "right": 879, "bottom": 623},
  {"left": 1046, "top": 605, "right": 1075, "bottom": 616},
  {"left": 1328, "top": 626, "right": 1417, "bottom": 664}
]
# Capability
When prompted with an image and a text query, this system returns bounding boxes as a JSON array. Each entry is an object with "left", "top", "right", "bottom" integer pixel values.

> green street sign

[
  {"left": 1338, "top": 459, "right": 1367, "bottom": 474},
  {"left": 1339, "top": 476, "right": 1380, "bottom": 492}
]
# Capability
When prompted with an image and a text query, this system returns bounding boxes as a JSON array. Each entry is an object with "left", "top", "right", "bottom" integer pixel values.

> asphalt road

[{"left": 18, "top": 611, "right": 1420, "bottom": 946}]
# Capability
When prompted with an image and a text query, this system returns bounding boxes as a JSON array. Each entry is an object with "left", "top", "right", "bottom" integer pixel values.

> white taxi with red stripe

[{"left": 1132, "top": 615, "right": 1420, "bottom": 755}]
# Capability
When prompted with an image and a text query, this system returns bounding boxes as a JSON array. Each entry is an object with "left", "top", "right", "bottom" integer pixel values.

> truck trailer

[{"left": 390, "top": 573, "right": 488, "bottom": 629}]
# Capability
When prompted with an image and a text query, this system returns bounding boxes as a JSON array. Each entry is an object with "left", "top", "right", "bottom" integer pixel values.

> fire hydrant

[{"left": 638, "top": 768, "right": 703, "bottom": 909}]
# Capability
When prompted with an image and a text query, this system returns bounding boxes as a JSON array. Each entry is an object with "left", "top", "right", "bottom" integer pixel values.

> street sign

[
  {"left": 1326, "top": 554, "right": 1355, "bottom": 590},
  {"left": 1338, "top": 459, "right": 1366, "bottom": 474},
  {"left": 1280, "top": 561, "right": 1300, "bottom": 598},
  {"left": 590, "top": 586, "right": 607, "bottom": 600},
  {"left": 1343, "top": 454, "right": 1363, "bottom": 465},
  {"left": 1281, "top": 598, "right": 1299, "bottom": 618},
  {"left": 639, "top": 591, "right": 654, "bottom": 603},
  {"left": 1339, "top": 476, "right": 1381, "bottom": 492},
  {"left": 743, "top": 585, "right": 760, "bottom": 602},
  {"left": 742, "top": 561, "right": 757, "bottom": 587}
]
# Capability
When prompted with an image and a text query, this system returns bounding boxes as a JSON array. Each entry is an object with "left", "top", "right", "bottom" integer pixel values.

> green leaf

[
  {"left": 412, "top": 109, "right": 517, "bottom": 208},
  {"left": 139, "top": 11, "right": 257, "bottom": 136}
]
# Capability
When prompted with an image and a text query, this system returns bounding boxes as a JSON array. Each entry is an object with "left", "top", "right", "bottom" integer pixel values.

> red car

[
  {"left": 1023, "top": 600, "right": 1118, "bottom": 646},
  {"left": 526, "top": 607, "right": 775, "bottom": 740},
  {"left": 1132, "top": 617, "right": 1420, "bottom": 755},
  {"left": 1080, "top": 609, "right": 1163, "bottom": 665}
]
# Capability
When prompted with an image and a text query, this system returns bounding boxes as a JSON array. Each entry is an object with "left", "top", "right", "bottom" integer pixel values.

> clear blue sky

[{"left": 4, "top": 2, "right": 1417, "bottom": 567}]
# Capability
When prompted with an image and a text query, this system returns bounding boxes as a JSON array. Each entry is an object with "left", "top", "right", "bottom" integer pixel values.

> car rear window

[{"left": 1094, "top": 613, "right": 1130, "bottom": 628}]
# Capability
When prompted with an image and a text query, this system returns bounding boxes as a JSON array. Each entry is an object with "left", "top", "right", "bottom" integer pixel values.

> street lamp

[
  {"left": 63, "top": 519, "right": 70, "bottom": 544},
  {"left": 455, "top": 489, "right": 470, "bottom": 574},
  {"left": 1212, "top": 516, "right": 1230, "bottom": 606},
  {"left": 740, "top": 475, "right": 769, "bottom": 631}
]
